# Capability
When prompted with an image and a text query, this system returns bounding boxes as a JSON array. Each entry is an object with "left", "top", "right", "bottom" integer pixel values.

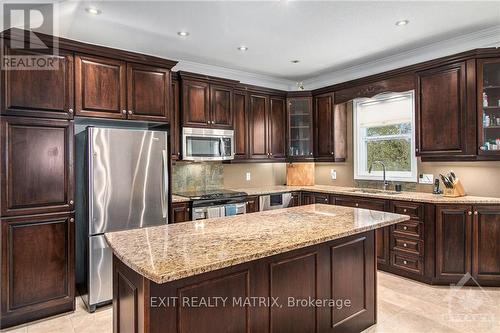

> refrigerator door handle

[{"left": 161, "top": 149, "right": 168, "bottom": 219}]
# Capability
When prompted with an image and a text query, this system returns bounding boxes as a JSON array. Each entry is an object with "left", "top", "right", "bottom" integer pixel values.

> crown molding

[
  {"left": 173, "top": 60, "right": 296, "bottom": 91},
  {"left": 302, "top": 25, "right": 500, "bottom": 91}
]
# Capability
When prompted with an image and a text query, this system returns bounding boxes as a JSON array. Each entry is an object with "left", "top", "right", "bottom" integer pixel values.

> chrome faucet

[{"left": 369, "top": 160, "right": 389, "bottom": 191}]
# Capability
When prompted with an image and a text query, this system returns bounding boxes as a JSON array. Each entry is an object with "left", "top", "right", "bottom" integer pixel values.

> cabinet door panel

[
  {"left": 210, "top": 85, "right": 233, "bottom": 129},
  {"left": 249, "top": 94, "right": 269, "bottom": 159},
  {"left": 417, "top": 62, "right": 470, "bottom": 156},
  {"left": 245, "top": 196, "right": 259, "bottom": 213},
  {"left": 473, "top": 206, "right": 500, "bottom": 282},
  {"left": 269, "top": 97, "right": 286, "bottom": 159},
  {"left": 171, "top": 78, "right": 181, "bottom": 160},
  {"left": 75, "top": 54, "right": 126, "bottom": 119},
  {"left": 2, "top": 47, "right": 74, "bottom": 119},
  {"left": 233, "top": 91, "right": 248, "bottom": 159},
  {"left": 435, "top": 205, "right": 472, "bottom": 282},
  {"left": 314, "top": 94, "right": 333, "bottom": 159},
  {"left": 127, "top": 63, "right": 169, "bottom": 122},
  {"left": 1, "top": 117, "right": 73, "bottom": 217},
  {"left": 171, "top": 202, "right": 190, "bottom": 223},
  {"left": 1, "top": 213, "right": 74, "bottom": 328},
  {"left": 182, "top": 80, "right": 210, "bottom": 127}
]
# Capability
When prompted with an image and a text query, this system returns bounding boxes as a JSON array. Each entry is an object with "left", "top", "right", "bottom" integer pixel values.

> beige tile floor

[{"left": 2, "top": 271, "right": 499, "bottom": 333}]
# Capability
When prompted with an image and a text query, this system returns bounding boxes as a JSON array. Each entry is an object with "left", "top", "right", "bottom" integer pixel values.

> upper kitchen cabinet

[
  {"left": 0, "top": 117, "right": 74, "bottom": 217},
  {"left": 127, "top": 63, "right": 170, "bottom": 122},
  {"left": 313, "top": 93, "right": 347, "bottom": 162},
  {"left": 179, "top": 72, "right": 237, "bottom": 129},
  {"left": 1, "top": 46, "right": 74, "bottom": 119},
  {"left": 416, "top": 60, "right": 476, "bottom": 160},
  {"left": 75, "top": 54, "right": 127, "bottom": 119},
  {"left": 170, "top": 74, "right": 181, "bottom": 160},
  {"left": 268, "top": 96, "right": 286, "bottom": 159},
  {"left": 478, "top": 58, "right": 500, "bottom": 159},
  {"left": 249, "top": 93, "right": 269, "bottom": 159},
  {"left": 287, "top": 93, "right": 313, "bottom": 160},
  {"left": 233, "top": 89, "right": 249, "bottom": 159}
]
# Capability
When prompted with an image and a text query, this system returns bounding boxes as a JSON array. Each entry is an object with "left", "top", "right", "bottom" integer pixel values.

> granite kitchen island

[{"left": 105, "top": 204, "right": 409, "bottom": 333}]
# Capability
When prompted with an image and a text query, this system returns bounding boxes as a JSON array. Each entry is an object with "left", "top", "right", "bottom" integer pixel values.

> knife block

[{"left": 443, "top": 179, "right": 466, "bottom": 197}]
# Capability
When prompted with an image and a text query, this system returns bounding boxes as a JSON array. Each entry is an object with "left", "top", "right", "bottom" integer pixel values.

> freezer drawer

[{"left": 89, "top": 235, "right": 112, "bottom": 307}]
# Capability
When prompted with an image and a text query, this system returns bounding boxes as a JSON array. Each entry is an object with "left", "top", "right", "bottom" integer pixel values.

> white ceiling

[{"left": 4, "top": 1, "right": 500, "bottom": 89}]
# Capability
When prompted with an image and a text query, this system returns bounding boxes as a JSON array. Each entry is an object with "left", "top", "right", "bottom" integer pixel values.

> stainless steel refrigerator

[{"left": 84, "top": 127, "right": 169, "bottom": 312}]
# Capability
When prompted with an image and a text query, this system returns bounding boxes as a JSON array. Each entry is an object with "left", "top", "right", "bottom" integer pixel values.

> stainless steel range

[{"left": 174, "top": 189, "right": 248, "bottom": 220}]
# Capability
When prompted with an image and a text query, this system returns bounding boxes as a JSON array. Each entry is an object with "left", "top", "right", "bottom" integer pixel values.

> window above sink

[{"left": 353, "top": 91, "right": 417, "bottom": 182}]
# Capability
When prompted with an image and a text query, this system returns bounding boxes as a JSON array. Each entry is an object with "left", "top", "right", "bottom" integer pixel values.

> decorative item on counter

[
  {"left": 433, "top": 178, "right": 442, "bottom": 194},
  {"left": 440, "top": 171, "right": 466, "bottom": 198},
  {"left": 483, "top": 92, "right": 488, "bottom": 107},
  {"left": 286, "top": 163, "right": 314, "bottom": 186}
]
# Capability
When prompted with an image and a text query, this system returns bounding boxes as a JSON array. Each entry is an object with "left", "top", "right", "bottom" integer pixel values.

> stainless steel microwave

[{"left": 182, "top": 127, "right": 234, "bottom": 161}]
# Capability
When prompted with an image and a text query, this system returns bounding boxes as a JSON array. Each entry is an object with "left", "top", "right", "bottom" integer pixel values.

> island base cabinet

[
  {"left": 113, "top": 231, "right": 376, "bottom": 333},
  {"left": 0, "top": 212, "right": 75, "bottom": 329}
]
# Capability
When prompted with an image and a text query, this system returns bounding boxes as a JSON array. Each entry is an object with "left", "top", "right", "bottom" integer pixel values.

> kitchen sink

[{"left": 347, "top": 189, "right": 402, "bottom": 195}]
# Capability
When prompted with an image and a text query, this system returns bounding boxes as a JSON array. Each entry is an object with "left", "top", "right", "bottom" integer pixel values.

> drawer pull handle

[
  {"left": 403, "top": 243, "right": 407, "bottom": 247},
  {"left": 403, "top": 260, "right": 408, "bottom": 265},
  {"left": 403, "top": 226, "right": 408, "bottom": 230}
]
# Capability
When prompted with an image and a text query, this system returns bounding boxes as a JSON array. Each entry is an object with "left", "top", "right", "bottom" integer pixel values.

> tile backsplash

[{"left": 172, "top": 162, "right": 223, "bottom": 192}]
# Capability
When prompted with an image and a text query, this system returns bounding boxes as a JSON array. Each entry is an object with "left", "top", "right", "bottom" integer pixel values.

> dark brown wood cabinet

[
  {"left": 170, "top": 76, "right": 181, "bottom": 160},
  {"left": 245, "top": 196, "right": 259, "bottom": 213},
  {"left": 472, "top": 206, "right": 500, "bottom": 283},
  {"left": 233, "top": 90, "right": 248, "bottom": 159},
  {"left": 0, "top": 212, "right": 75, "bottom": 328},
  {"left": 210, "top": 84, "right": 233, "bottom": 129},
  {"left": 435, "top": 205, "right": 472, "bottom": 283},
  {"left": 269, "top": 96, "right": 286, "bottom": 159},
  {"left": 416, "top": 61, "right": 476, "bottom": 160},
  {"left": 290, "top": 192, "right": 301, "bottom": 207},
  {"left": 127, "top": 63, "right": 170, "bottom": 122},
  {"left": 0, "top": 116, "right": 74, "bottom": 217},
  {"left": 171, "top": 202, "right": 190, "bottom": 223},
  {"left": 313, "top": 93, "right": 347, "bottom": 162},
  {"left": 301, "top": 192, "right": 330, "bottom": 205},
  {"left": 181, "top": 79, "right": 210, "bottom": 127},
  {"left": 1, "top": 47, "right": 74, "bottom": 119},
  {"left": 75, "top": 54, "right": 127, "bottom": 119}
]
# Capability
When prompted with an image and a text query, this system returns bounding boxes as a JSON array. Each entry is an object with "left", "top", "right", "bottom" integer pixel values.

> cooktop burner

[{"left": 174, "top": 189, "right": 248, "bottom": 200}]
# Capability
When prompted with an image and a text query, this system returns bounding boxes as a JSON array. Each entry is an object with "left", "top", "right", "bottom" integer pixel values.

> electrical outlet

[
  {"left": 330, "top": 169, "right": 337, "bottom": 180},
  {"left": 419, "top": 173, "right": 434, "bottom": 184},
  {"left": 246, "top": 172, "right": 251, "bottom": 181}
]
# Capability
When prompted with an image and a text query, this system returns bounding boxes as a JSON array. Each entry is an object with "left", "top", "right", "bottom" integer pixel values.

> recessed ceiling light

[
  {"left": 85, "top": 7, "right": 101, "bottom": 15},
  {"left": 395, "top": 19, "right": 409, "bottom": 26},
  {"left": 290, "top": 60, "right": 300, "bottom": 64},
  {"left": 177, "top": 31, "right": 190, "bottom": 37},
  {"left": 237, "top": 46, "right": 248, "bottom": 52}
]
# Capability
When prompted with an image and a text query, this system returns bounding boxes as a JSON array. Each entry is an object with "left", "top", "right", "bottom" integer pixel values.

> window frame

[{"left": 353, "top": 90, "right": 417, "bottom": 182}]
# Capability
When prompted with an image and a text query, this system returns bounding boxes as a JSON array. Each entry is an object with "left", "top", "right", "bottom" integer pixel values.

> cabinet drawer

[
  {"left": 392, "top": 201, "right": 423, "bottom": 220},
  {"left": 392, "top": 235, "right": 423, "bottom": 256},
  {"left": 391, "top": 252, "right": 423, "bottom": 275},
  {"left": 393, "top": 221, "right": 422, "bottom": 239}
]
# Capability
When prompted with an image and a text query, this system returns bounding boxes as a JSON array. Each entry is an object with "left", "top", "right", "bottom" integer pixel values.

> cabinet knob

[
  {"left": 187, "top": 208, "right": 190, "bottom": 212},
  {"left": 355, "top": 203, "right": 359, "bottom": 207},
  {"left": 474, "top": 211, "right": 478, "bottom": 215},
  {"left": 403, "top": 243, "right": 408, "bottom": 247},
  {"left": 468, "top": 211, "right": 472, "bottom": 216},
  {"left": 128, "top": 110, "right": 133, "bottom": 115},
  {"left": 270, "top": 152, "right": 273, "bottom": 156},
  {"left": 70, "top": 218, "right": 74, "bottom": 223},
  {"left": 403, "top": 209, "right": 407, "bottom": 213},
  {"left": 207, "top": 120, "right": 210, "bottom": 124},
  {"left": 416, "top": 148, "right": 419, "bottom": 152},
  {"left": 331, "top": 152, "right": 334, "bottom": 155},
  {"left": 68, "top": 108, "right": 74, "bottom": 114},
  {"left": 122, "top": 110, "right": 127, "bottom": 114},
  {"left": 403, "top": 226, "right": 408, "bottom": 231},
  {"left": 324, "top": 198, "right": 328, "bottom": 202},
  {"left": 403, "top": 260, "right": 408, "bottom": 265},
  {"left": 310, "top": 152, "right": 313, "bottom": 155},
  {"left": 211, "top": 121, "right": 215, "bottom": 124},
  {"left": 69, "top": 200, "right": 74, "bottom": 205}
]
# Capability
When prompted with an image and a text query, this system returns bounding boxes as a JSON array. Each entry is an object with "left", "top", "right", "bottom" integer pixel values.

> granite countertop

[
  {"left": 105, "top": 204, "right": 408, "bottom": 284},
  {"left": 228, "top": 185, "right": 500, "bottom": 204}
]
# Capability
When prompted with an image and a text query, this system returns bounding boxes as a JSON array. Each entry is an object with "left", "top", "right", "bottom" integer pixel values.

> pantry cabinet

[{"left": 1, "top": 46, "right": 74, "bottom": 119}]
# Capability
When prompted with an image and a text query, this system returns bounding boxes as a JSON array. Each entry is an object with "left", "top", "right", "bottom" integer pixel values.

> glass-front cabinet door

[
  {"left": 287, "top": 96, "right": 313, "bottom": 159},
  {"left": 479, "top": 58, "right": 500, "bottom": 157}
]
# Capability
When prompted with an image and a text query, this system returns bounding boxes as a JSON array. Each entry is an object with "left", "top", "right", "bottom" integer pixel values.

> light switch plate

[
  {"left": 246, "top": 172, "right": 251, "bottom": 181},
  {"left": 419, "top": 173, "right": 434, "bottom": 184},
  {"left": 330, "top": 169, "right": 337, "bottom": 180}
]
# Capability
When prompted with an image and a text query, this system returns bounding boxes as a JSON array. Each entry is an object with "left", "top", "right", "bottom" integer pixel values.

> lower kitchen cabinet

[
  {"left": 290, "top": 192, "right": 301, "bottom": 207},
  {"left": 301, "top": 192, "right": 330, "bottom": 205},
  {"left": 435, "top": 205, "right": 472, "bottom": 283},
  {"left": 171, "top": 202, "right": 191, "bottom": 223},
  {"left": 245, "top": 196, "right": 259, "bottom": 213},
  {"left": 0, "top": 212, "right": 75, "bottom": 329},
  {"left": 472, "top": 206, "right": 500, "bottom": 284}
]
